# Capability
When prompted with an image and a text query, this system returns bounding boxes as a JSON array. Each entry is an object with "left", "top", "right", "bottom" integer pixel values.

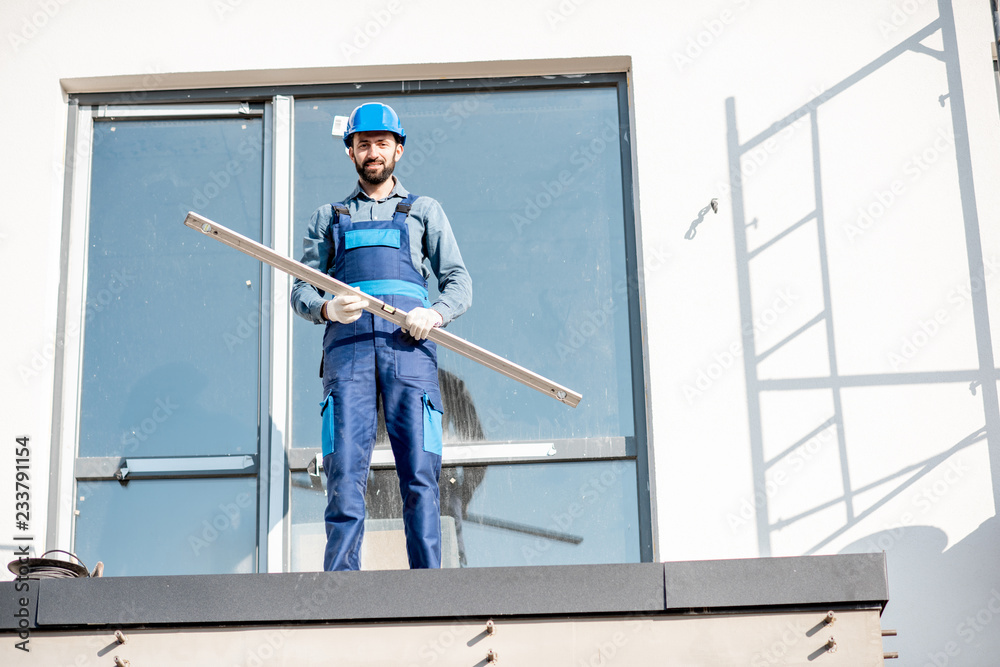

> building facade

[{"left": 1, "top": 0, "right": 999, "bottom": 663}]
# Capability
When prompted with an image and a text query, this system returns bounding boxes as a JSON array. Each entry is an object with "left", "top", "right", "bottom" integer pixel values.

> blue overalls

[{"left": 320, "top": 194, "right": 445, "bottom": 571}]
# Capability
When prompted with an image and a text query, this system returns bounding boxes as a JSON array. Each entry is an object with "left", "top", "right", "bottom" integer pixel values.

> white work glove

[
  {"left": 403, "top": 307, "right": 443, "bottom": 340},
  {"left": 323, "top": 295, "right": 368, "bottom": 324}
]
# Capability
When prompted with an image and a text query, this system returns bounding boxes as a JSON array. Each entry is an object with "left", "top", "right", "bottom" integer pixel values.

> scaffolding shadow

[{"left": 725, "top": 0, "right": 1000, "bottom": 557}]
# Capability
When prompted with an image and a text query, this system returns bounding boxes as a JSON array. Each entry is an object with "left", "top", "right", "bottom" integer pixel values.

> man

[{"left": 290, "top": 102, "right": 472, "bottom": 571}]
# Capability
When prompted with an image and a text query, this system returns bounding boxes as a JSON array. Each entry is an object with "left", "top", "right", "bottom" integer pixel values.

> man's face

[{"left": 349, "top": 131, "right": 403, "bottom": 186}]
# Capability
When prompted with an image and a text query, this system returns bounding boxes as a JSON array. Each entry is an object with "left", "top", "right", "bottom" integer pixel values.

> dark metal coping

[
  {"left": 70, "top": 72, "right": 627, "bottom": 106},
  {"left": 0, "top": 554, "right": 887, "bottom": 630}
]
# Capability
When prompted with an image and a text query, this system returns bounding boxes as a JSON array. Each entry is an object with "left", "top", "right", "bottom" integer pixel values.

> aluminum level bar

[{"left": 184, "top": 212, "right": 581, "bottom": 408}]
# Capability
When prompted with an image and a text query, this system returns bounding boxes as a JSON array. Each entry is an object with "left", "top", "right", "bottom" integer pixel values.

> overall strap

[
  {"left": 320, "top": 201, "right": 352, "bottom": 380},
  {"left": 331, "top": 202, "right": 351, "bottom": 224},
  {"left": 324, "top": 202, "right": 351, "bottom": 262},
  {"left": 391, "top": 194, "right": 418, "bottom": 225}
]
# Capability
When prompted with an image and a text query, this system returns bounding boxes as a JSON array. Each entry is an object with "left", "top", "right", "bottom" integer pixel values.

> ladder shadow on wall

[{"left": 724, "top": 0, "right": 1000, "bottom": 560}]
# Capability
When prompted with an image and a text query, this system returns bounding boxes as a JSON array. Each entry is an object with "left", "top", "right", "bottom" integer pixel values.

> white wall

[{"left": 1, "top": 0, "right": 998, "bottom": 662}]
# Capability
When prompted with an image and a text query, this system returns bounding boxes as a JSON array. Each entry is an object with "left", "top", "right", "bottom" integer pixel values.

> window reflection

[
  {"left": 74, "top": 477, "right": 258, "bottom": 577},
  {"left": 289, "top": 87, "right": 642, "bottom": 570},
  {"left": 291, "top": 459, "right": 638, "bottom": 570},
  {"left": 74, "top": 117, "right": 265, "bottom": 576},
  {"left": 291, "top": 88, "right": 634, "bottom": 447},
  {"left": 290, "top": 367, "right": 637, "bottom": 571},
  {"left": 80, "top": 118, "right": 264, "bottom": 458}
]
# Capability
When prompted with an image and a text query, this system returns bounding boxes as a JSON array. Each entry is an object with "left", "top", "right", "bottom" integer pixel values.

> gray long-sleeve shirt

[{"left": 290, "top": 177, "right": 472, "bottom": 326}]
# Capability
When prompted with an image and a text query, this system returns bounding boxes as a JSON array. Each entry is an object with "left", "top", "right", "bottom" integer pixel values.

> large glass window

[
  {"left": 288, "top": 84, "right": 642, "bottom": 568},
  {"left": 291, "top": 87, "right": 633, "bottom": 447},
  {"left": 76, "top": 477, "right": 257, "bottom": 576},
  {"left": 73, "top": 112, "right": 266, "bottom": 576},
  {"left": 64, "top": 74, "right": 648, "bottom": 575},
  {"left": 290, "top": 460, "right": 640, "bottom": 571},
  {"left": 80, "top": 117, "right": 264, "bottom": 457}
]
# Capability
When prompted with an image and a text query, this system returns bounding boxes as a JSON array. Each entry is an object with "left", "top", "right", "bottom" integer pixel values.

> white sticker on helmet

[{"left": 331, "top": 115, "right": 349, "bottom": 138}]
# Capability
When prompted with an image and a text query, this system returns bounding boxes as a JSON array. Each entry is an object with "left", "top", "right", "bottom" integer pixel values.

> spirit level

[{"left": 184, "top": 212, "right": 582, "bottom": 408}]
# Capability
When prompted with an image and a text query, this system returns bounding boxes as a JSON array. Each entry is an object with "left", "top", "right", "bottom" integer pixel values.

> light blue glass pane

[
  {"left": 291, "top": 88, "right": 633, "bottom": 448},
  {"left": 289, "top": 460, "right": 639, "bottom": 570},
  {"left": 81, "top": 118, "right": 264, "bottom": 457},
  {"left": 74, "top": 477, "right": 258, "bottom": 576}
]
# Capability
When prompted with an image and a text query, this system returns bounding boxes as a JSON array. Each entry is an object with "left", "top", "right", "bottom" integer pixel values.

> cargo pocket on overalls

[
  {"left": 320, "top": 394, "right": 336, "bottom": 457},
  {"left": 422, "top": 392, "right": 443, "bottom": 456}
]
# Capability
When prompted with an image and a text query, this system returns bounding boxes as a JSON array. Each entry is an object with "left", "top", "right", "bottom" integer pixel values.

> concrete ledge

[
  {"left": 0, "top": 554, "right": 887, "bottom": 630},
  {"left": 663, "top": 553, "right": 889, "bottom": 611}
]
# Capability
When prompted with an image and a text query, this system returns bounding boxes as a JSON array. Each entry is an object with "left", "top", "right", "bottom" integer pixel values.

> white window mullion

[
  {"left": 267, "top": 95, "right": 293, "bottom": 572},
  {"left": 51, "top": 103, "right": 95, "bottom": 554}
]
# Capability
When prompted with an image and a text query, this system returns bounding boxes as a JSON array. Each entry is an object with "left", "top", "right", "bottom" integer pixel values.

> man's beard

[{"left": 355, "top": 154, "right": 396, "bottom": 186}]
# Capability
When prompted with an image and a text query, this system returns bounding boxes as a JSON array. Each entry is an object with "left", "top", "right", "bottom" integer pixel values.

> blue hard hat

[{"left": 343, "top": 103, "right": 406, "bottom": 147}]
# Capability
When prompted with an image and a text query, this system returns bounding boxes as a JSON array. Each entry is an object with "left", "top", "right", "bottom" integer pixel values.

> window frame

[
  {"left": 49, "top": 100, "right": 284, "bottom": 573},
  {"left": 50, "top": 72, "right": 656, "bottom": 572}
]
